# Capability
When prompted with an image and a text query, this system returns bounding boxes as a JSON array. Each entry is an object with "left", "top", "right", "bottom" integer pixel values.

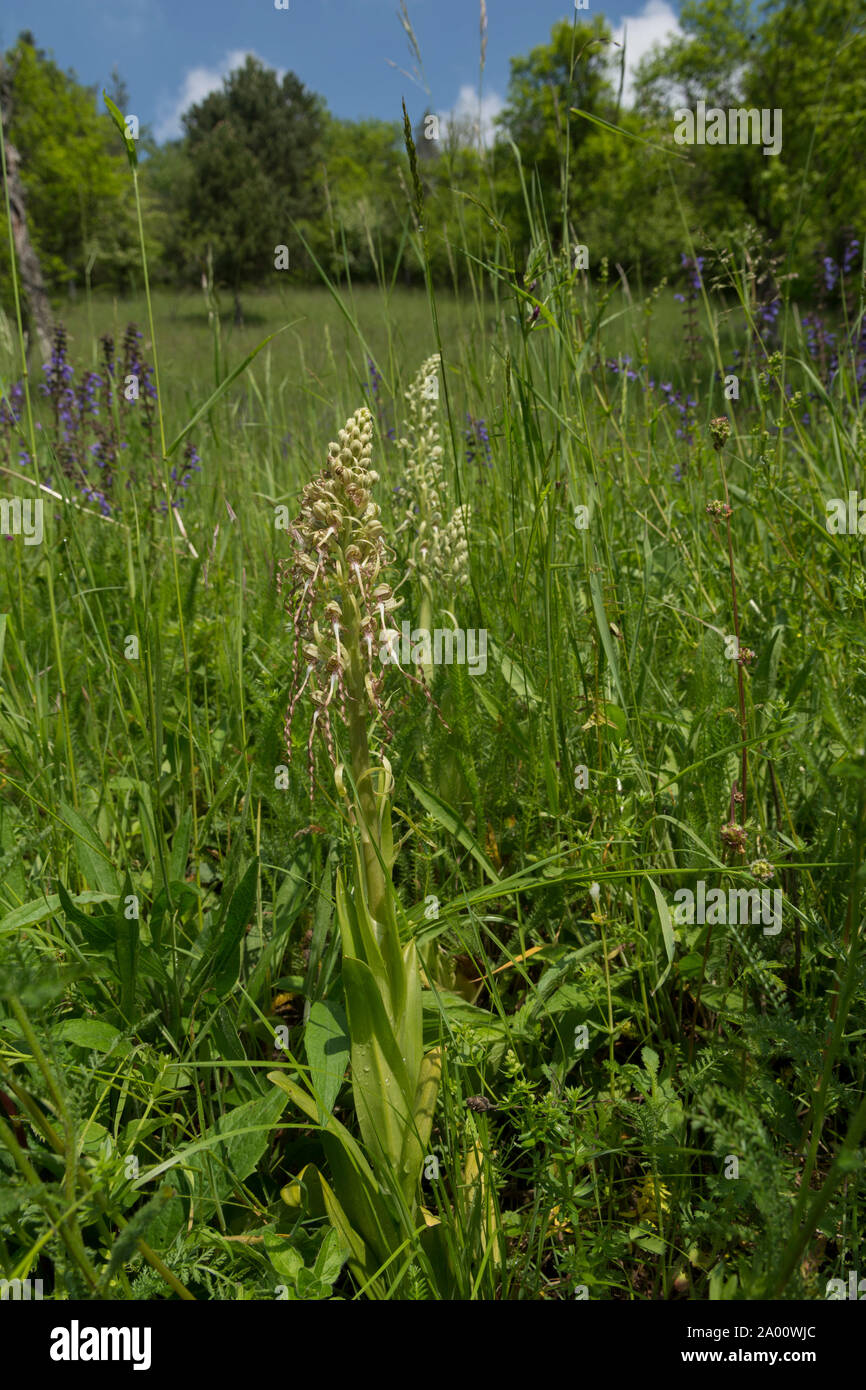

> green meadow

[{"left": 2, "top": 250, "right": 865, "bottom": 1301}]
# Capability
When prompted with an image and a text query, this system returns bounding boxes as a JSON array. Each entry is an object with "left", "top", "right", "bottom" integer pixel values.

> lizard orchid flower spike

[
  {"left": 272, "top": 408, "right": 442, "bottom": 1277},
  {"left": 277, "top": 405, "right": 431, "bottom": 928},
  {"left": 399, "top": 355, "right": 472, "bottom": 597}
]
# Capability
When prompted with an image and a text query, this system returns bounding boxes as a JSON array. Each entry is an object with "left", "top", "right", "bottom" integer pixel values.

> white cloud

[
  {"left": 610, "top": 0, "right": 682, "bottom": 109},
  {"left": 155, "top": 50, "right": 283, "bottom": 142},
  {"left": 437, "top": 84, "right": 504, "bottom": 149}
]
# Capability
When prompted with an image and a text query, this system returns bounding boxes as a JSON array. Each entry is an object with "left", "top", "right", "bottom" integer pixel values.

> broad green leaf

[
  {"left": 57, "top": 881, "right": 117, "bottom": 950},
  {"left": 641, "top": 1045, "right": 660, "bottom": 1080},
  {"left": 489, "top": 638, "right": 541, "bottom": 707},
  {"left": 168, "top": 807, "right": 193, "bottom": 885},
  {"left": 107, "top": 1190, "right": 177, "bottom": 1276},
  {"left": 630, "top": 1229, "right": 667, "bottom": 1255},
  {"left": 320, "top": 1130, "right": 399, "bottom": 1273},
  {"left": 305, "top": 1000, "right": 350, "bottom": 1121},
  {"left": 192, "top": 856, "right": 259, "bottom": 995},
  {"left": 269, "top": 1074, "right": 394, "bottom": 1271},
  {"left": 268, "top": 1071, "right": 378, "bottom": 1188},
  {"left": 269, "top": 1071, "right": 320, "bottom": 1125},
  {"left": 396, "top": 940, "right": 423, "bottom": 1107},
  {"left": 342, "top": 955, "right": 416, "bottom": 1199},
  {"left": 264, "top": 1231, "right": 305, "bottom": 1283},
  {"left": 211, "top": 1086, "right": 288, "bottom": 1184},
  {"left": 58, "top": 801, "right": 121, "bottom": 895},
  {"left": 52, "top": 1019, "right": 127, "bottom": 1054},
  {"left": 647, "top": 877, "right": 676, "bottom": 995},
  {"left": 335, "top": 864, "right": 386, "bottom": 996},
  {"left": 313, "top": 1226, "right": 350, "bottom": 1285},
  {"left": 291, "top": 1163, "right": 374, "bottom": 1290},
  {"left": 137, "top": 1087, "right": 288, "bottom": 1198},
  {"left": 408, "top": 1047, "right": 441, "bottom": 1175},
  {"left": 295, "top": 1269, "right": 329, "bottom": 1300},
  {"left": 212, "top": 1006, "right": 264, "bottom": 1099},
  {"left": 144, "top": 1193, "right": 186, "bottom": 1252},
  {"left": 0, "top": 892, "right": 114, "bottom": 937}
]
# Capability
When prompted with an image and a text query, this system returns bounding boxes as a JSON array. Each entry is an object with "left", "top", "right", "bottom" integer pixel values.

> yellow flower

[
  {"left": 548, "top": 1204, "right": 574, "bottom": 1236},
  {"left": 636, "top": 1173, "right": 671, "bottom": 1225}
]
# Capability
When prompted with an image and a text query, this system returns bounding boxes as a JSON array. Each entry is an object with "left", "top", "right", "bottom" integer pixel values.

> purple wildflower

[{"left": 465, "top": 414, "right": 491, "bottom": 466}]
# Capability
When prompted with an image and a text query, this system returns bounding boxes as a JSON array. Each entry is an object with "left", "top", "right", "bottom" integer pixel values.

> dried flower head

[
  {"left": 709, "top": 415, "right": 731, "bottom": 451},
  {"left": 750, "top": 859, "right": 775, "bottom": 882},
  {"left": 720, "top": 820, "right": 748, "bottom": 854},
  {"left": 465, "top": 1095, "right": 496, "bottom": 1113},
  {"left": 706, "top": 499, "right": 733, "bottom": 520}
]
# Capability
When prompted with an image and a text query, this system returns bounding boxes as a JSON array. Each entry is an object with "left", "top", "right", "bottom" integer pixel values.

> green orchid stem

[
  {"left": 417, "top": 582, "right": 434, "bottom": 686},
  {"left": 342, "top": 584, "right": 392, "bottom": 933}
]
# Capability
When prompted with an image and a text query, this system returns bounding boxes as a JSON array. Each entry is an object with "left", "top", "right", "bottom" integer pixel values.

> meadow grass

[{"left": 1, "top": 213, "right": 865, "bottom": 1300}]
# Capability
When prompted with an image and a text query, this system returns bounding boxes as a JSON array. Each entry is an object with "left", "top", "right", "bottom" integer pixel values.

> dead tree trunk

[{"left": 2, "top": 139, "right": 53, "bottom": 361}]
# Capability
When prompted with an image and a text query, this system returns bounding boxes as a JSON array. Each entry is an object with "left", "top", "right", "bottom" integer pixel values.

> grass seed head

[{"left": 709, "top": 415, "right": 731, "bottom": 451}]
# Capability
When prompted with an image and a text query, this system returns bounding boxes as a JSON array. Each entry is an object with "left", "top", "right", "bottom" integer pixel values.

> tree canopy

[
  {"left": 0, "top": 35, "right": 135, "bottom": 302},
  {"left": 176, "top": 55, "right": 326, "bottom": 313},
  {"left": 2, "top": 2, "right": 864, "bottom": 309}
]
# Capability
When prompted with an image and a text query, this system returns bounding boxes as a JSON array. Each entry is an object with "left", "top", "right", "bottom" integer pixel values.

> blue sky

[{"left": 0, "top": 0, "right": 683, "bottom": 142}]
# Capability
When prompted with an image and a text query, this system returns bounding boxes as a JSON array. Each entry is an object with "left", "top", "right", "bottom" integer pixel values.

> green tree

[
  {"left": 179, "top": 55, "right": 326, "bottom": 321},
  {"left": 0, "top": 34, "right": 135, "bottom": 304},
  {"left": 633, "top": 0, "right": 757, "bottom": 115},
  {"left": 316, "top": 116, "right": 405, "bottom": 282},
  {"left": 495, "top": 17, "right": 618, "bottom": 247},
  {"left": 744, "top": 0, "right": 866, "bottom": 277},
  {"left": 137, "top": 137, "right": 197, "bottom": 289},
  {"left": 632, "top": 0, "right": 866, "bottom": 286}
]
